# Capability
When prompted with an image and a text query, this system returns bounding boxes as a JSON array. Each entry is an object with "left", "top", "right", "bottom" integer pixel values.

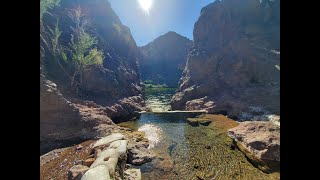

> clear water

[
  {"left": 118, "top": 88, "right": 279, "bottom": 179},
  {"left": 145, "top": 88, "right": 176, "bottom": 112}
]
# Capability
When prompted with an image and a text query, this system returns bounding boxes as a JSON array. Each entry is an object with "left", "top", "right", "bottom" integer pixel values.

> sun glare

[{"left": 138, "top": 0, "right": 153, "bottom": 14}]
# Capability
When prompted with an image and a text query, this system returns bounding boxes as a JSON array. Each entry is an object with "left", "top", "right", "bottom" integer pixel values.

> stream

[{"left": 118, "top": 88, "right": 279, "bottom": 179}]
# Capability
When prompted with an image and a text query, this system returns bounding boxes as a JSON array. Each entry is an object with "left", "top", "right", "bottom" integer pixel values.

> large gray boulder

[{"left": 228, "top": 121, "right": 280, "bottom": 161}]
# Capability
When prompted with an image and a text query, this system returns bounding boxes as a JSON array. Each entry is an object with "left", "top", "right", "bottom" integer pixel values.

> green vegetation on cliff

[{"left": 41, "top": 1, "right": 104, "bottom": 92}]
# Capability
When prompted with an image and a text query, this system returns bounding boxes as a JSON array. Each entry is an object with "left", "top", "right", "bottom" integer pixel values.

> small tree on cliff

[
  {"left": 65, "top": 6, "right": 104, "bottom": 88},
  {"left": 42, "top": 5, "right": 104, "bottom": 92}
]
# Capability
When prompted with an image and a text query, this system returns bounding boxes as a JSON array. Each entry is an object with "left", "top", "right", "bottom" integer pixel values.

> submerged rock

[
  {"left": 186, "top": 118, "right": 199, "bottom": 127},
  {"left": 127, "top": 143, "right": 154, "bottom": 165},
  {"left": 228, "top": 121, "right": 280, "bottom": 161},
  {"left": 186, "top": 118, "right": 212, "bottom": 127}
]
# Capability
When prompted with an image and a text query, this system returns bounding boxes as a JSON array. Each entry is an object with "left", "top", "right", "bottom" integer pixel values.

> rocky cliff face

[
  {"left": 171, "top": 0, "right": 280, "bottom": 119},
  {"left": 42, "top": 0, "right": 143, "bottom": 104},
  {"left": 139, "top": 31, "right": 192, "bottom": 87},
  {"left": 40, "top": 0, "right": 146, "bottom": 153}
]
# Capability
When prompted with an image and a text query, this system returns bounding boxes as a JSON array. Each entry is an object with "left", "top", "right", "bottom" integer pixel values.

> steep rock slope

[
  {"left": 171, "top": 0, "right": 280, "bottom": 118},
  {"left": 139, "top": 31, "right": 192, "bottom": 87},
  {"left": 42, "top": 0, "right": 143, "bottom": 104},
  {"left": 40, "top": 0, "right": 146, "bottom": 153}
]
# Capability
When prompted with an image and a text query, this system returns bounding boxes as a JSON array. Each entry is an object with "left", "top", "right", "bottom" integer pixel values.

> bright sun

[{"left": 138, "top": 0, "right": 153, "bottom": 14}]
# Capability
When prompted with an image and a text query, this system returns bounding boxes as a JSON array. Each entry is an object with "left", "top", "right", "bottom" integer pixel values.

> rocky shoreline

[
  {"left": 40, "top": 109, "right": 280, "bottom": 180},
  {"left": 40, "top": 127, "right": 154, "bottom": 180}
]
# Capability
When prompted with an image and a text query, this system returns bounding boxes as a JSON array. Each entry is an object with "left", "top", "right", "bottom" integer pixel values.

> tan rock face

[
  {"left": 40, "top": 75, "right": 119, "bottom": 155},
  {"left": 185, "top": 96, "right": 215, "bottom": 113},
  {"left": 227, "top": 121, "right": 280, "bottom": 161},
  {"left": 171, "top": 0, "right": 280, "bottom": 118}
]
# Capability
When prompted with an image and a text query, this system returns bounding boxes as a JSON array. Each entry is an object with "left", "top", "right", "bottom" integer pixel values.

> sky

[{"left": 109, "top": 0, "right": 215, "bottom": 46}]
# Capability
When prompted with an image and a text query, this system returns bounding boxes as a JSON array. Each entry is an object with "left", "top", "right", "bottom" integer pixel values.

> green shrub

[
  {"left": 42, "top": 6, "right": 104, "bottom": 91},
  {"left": 40, "top": 0, "right": 61, "bottom": 22}
]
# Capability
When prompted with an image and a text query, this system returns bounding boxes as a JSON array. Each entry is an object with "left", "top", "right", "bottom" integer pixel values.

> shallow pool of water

[
  {"left": 119, "top": 113, "right": 279, "bottom": 179},
  {"left": 118, "top": 87, "right": 279, "bottom": 179}
]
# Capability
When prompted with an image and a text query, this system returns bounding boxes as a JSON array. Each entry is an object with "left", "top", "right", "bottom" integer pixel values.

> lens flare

[{"left": 138, "top": 0, "right": 152, "bottom": 14}]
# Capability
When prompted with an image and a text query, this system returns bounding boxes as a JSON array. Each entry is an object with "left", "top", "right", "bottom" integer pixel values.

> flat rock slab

[
  {"left": 124, "top": 168, "right": 141, "bottom": 180},
  {"left": 90, "top": 149, "right": 119, "bottom": 178},
  {"left": 186, "top": 118, "right": 199, "bottom": 126},
  {"left": 93, "top": 133, "right": 125, "bottom": 148},
  {"left": 81, "top": 165, "right": 110, "bottom": 180},
  {"left": 228, "top": 121, "right": 280, "bottom": 161},
  {"left": 198, "top": 120, "right": 212, "bottom": 126},
  {"left": 186, "top": 118, "right": 212, "bottom": 126}
]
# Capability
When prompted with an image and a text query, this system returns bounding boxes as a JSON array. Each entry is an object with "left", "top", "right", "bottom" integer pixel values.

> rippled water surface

[
  {"left": 118, "top": 88, "right": 279, "bottom": 179},
  {"left": 145, "top": 88, "right": 176, "bottom": 112}
]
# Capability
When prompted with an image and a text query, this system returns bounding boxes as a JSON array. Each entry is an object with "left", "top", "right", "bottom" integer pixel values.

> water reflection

[
  {"left": 138, "top": 124, "right": 164, "bottom": 149},
  {"left": 120, "top": 113, "right": 278, "bottom": 179}
]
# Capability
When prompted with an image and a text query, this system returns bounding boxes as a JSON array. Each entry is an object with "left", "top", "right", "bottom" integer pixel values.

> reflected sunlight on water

[{"left": 138, "top": 124, "right": 164, "bottom": 149}]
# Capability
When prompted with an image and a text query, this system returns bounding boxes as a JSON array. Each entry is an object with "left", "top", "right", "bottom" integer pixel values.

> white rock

[
  {"left": 108, "top": 140, "right": 128, "bottom": 159},
  {"left": 90, "top": 148, "right": 119, "bottom": 178},
  {"left": 81, "top": 165, "right": 110, "bottom": 180},
  {"left": 93, "top": 133, "right": 125, "bottom": 148}
]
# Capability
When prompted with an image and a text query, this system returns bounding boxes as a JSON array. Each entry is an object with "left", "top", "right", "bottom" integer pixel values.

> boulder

[
  {"left": 127, "top": 143, "right": 154, "bottom": 165},
  {"left": 124, "top": 169, "right": 142, "bottom": 180},
  {"left": 93, "top": 133, "right": 125, "bottom": 148},
  {"left": 228, "top": 121, "right": 280, "bottom": 161},
  {"left": 68, "top": 165, "right": 89, "bottom": 180},
  {"left": 108, "top": 140, "right": 128, "bottom": 160},
  {"left": 105, "top": 95, "right": 147, "bottom": 123},
  {"left": 90, "top": 149, "right": 120, "bottom": 178},
  {"left": 186, "top": 118, "right": 212, "bottom": 126},
  {"left": 185, "top": 96, "right": 215, "bottom": 113},
  {"left": 186, "top": 118, "right": 199, "bottom": 127},
  {"left": 81, "top": 165, "right": 110, "bottom": 180}
]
